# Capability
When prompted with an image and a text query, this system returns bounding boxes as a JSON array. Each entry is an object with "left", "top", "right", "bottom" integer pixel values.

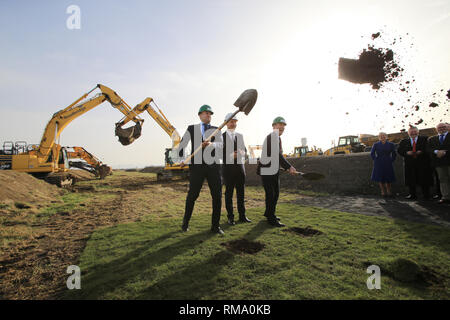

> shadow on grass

[
  {"left": 379, "top": 200, "right": 450, "bottom": 252},
  {"left": 135, "top": 220, "right": 272, "bottom": 299}
]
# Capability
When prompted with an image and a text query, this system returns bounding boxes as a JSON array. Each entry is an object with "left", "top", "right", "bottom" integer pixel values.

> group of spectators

[{"left": 370, "top": 122, "right": 450, "bottom": 203}]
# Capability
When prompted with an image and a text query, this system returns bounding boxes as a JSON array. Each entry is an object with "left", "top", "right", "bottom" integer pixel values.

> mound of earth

[
  {"left": 221, "top": 239, "right": 265, "bottom": 254},
  {"left": 68, "top": 169, "right": 95, "bottom": 181},
  {"left": 0, "top": 171, "right": 63, "bottom": 207},
  {"left": 140, "top": 166, "right": 164, "bottom": 173},
  {"left": 284, "top": 226, "right": 322, "bottom": 237}
]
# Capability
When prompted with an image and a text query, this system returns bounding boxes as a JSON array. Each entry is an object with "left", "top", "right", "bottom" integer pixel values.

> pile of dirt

[
  {"left": 284, "top": 226, "right": 322, "bottom": 237},
  {"left": 140, "top": 166, "right": 164, "bottom": 174},
  {"left": 68, "top": 169, "right": 95, "bottom": 181},
  {"left": 221, "top": 239, "right": 265, "bottom": 254},
  {"left": 376, "top": 258, "right": 445, "bottom": 287},
  {"left": 0, "top": 171, "right": 63, "bottom": 207}
]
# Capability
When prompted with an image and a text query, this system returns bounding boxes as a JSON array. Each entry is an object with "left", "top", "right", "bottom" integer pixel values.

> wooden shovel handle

[{"left": 182, "top": 109, "right": 240, "bottom": 165}]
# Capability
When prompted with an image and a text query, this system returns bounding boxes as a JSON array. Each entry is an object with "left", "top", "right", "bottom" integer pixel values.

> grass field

[
  {"left": 1, "top": 171, "right": 449, "bottom": 299},
  {"left": 63, "top": 173, "right": 449, "bottom": 299}
]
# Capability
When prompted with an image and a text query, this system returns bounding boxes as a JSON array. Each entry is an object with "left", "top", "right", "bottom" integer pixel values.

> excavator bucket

[{"left": 115, "top": 122, "right": 142, "bottom": 145}]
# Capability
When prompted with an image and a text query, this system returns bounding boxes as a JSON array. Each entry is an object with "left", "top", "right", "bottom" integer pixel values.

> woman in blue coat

[{"left": 371, "top": 132, "right": 397, "bottom": 197}]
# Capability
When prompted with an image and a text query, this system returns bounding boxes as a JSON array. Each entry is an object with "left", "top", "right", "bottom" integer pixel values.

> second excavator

[{"left": 116, "top": 97, "right": 189, "bottom": 181}]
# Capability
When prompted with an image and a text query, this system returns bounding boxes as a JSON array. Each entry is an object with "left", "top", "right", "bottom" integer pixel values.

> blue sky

[{"left": 1, "top": 0, "right": 449, "bottom": 167}]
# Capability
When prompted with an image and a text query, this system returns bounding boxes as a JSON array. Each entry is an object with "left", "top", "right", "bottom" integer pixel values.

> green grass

[
  {"left": 36, "top": 192, "right": 88, "bottom": 220},
  {"left": 63, "top": 203, "right": 450, "bottom": 300}
]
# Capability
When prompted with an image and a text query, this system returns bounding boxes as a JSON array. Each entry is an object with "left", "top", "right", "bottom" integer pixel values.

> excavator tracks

[{"left": 44, "top": 172, "right": 75, "bottom": 188}]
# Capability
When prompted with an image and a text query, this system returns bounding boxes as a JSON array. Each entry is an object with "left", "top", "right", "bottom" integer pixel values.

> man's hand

[
  {"left": 415, "top": 150, "right": 422, "bottom": 155},
  {"left": 233, "top": 151, "right": 237, "bottom": 159},
  {"left": 407, "top": 151, "right": 414, "bottom": 156},
  {"left": 180, "top": 161, "right": 186, "bottom": 168},
  {"left": 437, "top": 150, "right": 447, "bottom": 158},
  {"left": 202, "top": 141, "right": 211, "bottom": 149},
  {"left": 288, "top": 166, "right": 297, "bottom": 176}
]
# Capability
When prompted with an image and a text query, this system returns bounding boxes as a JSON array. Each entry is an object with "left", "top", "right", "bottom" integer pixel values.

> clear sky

[{"left": 1, "top": 0, "right": 449, "bottom": 167}]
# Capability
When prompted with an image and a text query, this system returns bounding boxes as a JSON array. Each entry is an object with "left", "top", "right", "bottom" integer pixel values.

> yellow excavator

[
  {"left": 0, "top": 84, "right": 146, "bottom": 186},
  {"left": 290, "top": 145, "right": 323, "bottom": 158},
  {"left": 116, "top": 97, "right": 189, "bottom": 181},
  {"left": 323, "top": 135, "right": 366, "bottom": 156},
  {"left": 67, "top": 146, "right": 112, "bottom": 179}
]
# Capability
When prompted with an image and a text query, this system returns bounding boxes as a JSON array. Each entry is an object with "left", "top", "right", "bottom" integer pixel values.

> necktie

[
  {"left": 412, "top": 139, "right": 416, "bottom": 153},
  {"left": 439, "top": 134, "right": 444, "bottom": 145},
  {"left": 202, "top": 123, "right": 210, "bottom": 138}
]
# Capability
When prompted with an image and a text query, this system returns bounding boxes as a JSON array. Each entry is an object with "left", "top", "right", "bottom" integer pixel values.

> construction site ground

[{"left": 0, "top": 170, "right": 448, "bottom": 299}]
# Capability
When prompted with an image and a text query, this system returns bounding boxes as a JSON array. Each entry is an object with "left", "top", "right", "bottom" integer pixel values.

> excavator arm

[
  {"left": 37, "top": 84, "right": 145, "bottom": 160},
  {"left": 67, "top": 146, "right": 112, "bottom": 179},
  {"left": 116, "top": 98, "right": 181, "bottom": 148}
]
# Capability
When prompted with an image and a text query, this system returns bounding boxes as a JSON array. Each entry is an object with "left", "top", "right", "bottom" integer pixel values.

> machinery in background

[
  {"left": 323, "top": 135, "right": 366, "bottom": 156},
  {"left": 0, "top": 84, "right": 146, "bottom": 187},
  {"left": 67, "top": 146, "right": 112, "bottom": 179},
  {"left": 289, "top": 137, "right": 323, "bottom": 158},
  {"left": 290, "top": 145, "right": 323, "bottom": 158},
  {"left": 117, "top": 97, "right": 189, "bottom": 181},
  {"left": 248, "top": 145, "right": 263, "bottom": 161}
]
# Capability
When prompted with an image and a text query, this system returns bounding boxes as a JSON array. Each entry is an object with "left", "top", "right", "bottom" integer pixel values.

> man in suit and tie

[
  {"left": 222, "top": 113, "right": 251, "bottom": 226},
  {"left": 397, "top": 126, "right": 433, "bottom": 200},
  {"left": 177, "top": 105, "right": 225, "bottom": 234},
  {"left": 427, "top": 122, "right": 450, "bottom": 204},
  {"left": 257, "top": 117, "right": 297, "bottom": 227}
]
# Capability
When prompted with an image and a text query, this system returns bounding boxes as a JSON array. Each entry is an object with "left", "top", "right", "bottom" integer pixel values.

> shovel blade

[
  {"left": 301, "top": 172, "right": 325, "bottom": 181},
  {"left": 115, "top": 122, "right": 142, "bottom": 145},
  {"left": 234, "top": 89, "right": 258, "bottom": 115}
]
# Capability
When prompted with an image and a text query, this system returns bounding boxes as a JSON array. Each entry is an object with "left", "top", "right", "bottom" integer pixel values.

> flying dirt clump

[
  {"left": 429, "top": 102, "right": 439, "bottom": 108},
  {"left": 338, "top": 46, "right": 402, "bottom": 90}
]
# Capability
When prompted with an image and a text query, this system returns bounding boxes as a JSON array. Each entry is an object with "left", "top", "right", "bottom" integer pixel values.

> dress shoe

[
  {"left": 438, "top": 199, "right": 450, "bottom": 204},
  {"left": 211, "top": 227, "right": 225, "bottom": 235},
  {"left": 267, "top": 219, "right": 285, "bottom": 227},
  {"left": 227, "top": 219, "right": 236, "bottom": 226},
  {"left": 181, "top": 225, "right": 189, "bottom": 232},
  {"left": 264, "top": 214, "right": 281, "bottom": 221},
  {"left": 405, "top": 194, "right": 417, "bottom": 200},
  {"left": 238, "top": 216, "right": 252, "bottom": 223},
  {"left": 433, "top": 194, "right": 442, "bottom": 200}
]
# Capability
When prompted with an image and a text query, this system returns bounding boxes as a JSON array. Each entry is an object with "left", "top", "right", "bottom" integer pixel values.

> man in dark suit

[
  {"left": 427, "top": 123, "right": 450, "bottom": 204},
  {"left": 177, "top": 105, "right": 224, "bottom": 234},
  {"left": 397, "top": 126, "right": 433, "bottom": 200},
  {"left": 257, "top": 117, "right": 297, "bottom": 227},
  {"left": 222, "top": 113, "right": 251, "bottom": 225}
]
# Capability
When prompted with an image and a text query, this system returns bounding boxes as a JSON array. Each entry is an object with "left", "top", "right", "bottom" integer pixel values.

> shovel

[
  {"left": 181, "top": 89, "right": 258, "bottom": 165},
  {"left": 282, "top": 169, "right": 325, "bottom": 181}
]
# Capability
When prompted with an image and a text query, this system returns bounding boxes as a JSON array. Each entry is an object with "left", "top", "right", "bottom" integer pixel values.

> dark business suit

[
  {"left": 222, "top": 131, "right": 247, "bottom": 221},
  {"left": 177, "top": 123, "right": 223, "bottom": 230},
  {"left": 397, "top": 135, "right": 433, "bottom": 198},
  {"left": 427, "top": 132, "right": 450, "bottom": 200},
  {"left": 257, "top": 132, "right": 292, "bottom": 221}
]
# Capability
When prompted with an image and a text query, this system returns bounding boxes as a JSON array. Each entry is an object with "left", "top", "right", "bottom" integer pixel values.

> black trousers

[
  {"left": 408, "top": 184, "right": 430, "bottom": 198},
  {"left": 261, "top": 173, "right": 280, "bottom": 221},
  {"left": 183, "top": 164, "right": 222, "bottom": 229},
  {"left": 223, "top": 165, "right": 246, "bottom": 220}
]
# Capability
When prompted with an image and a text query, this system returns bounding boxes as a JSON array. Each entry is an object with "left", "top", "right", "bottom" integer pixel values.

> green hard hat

[
  {"left": 272, "top": 116, "right": 287, "bottom": 125},
  {"left": 198, "top": 104, "right": 214, "bottom": 115}
]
